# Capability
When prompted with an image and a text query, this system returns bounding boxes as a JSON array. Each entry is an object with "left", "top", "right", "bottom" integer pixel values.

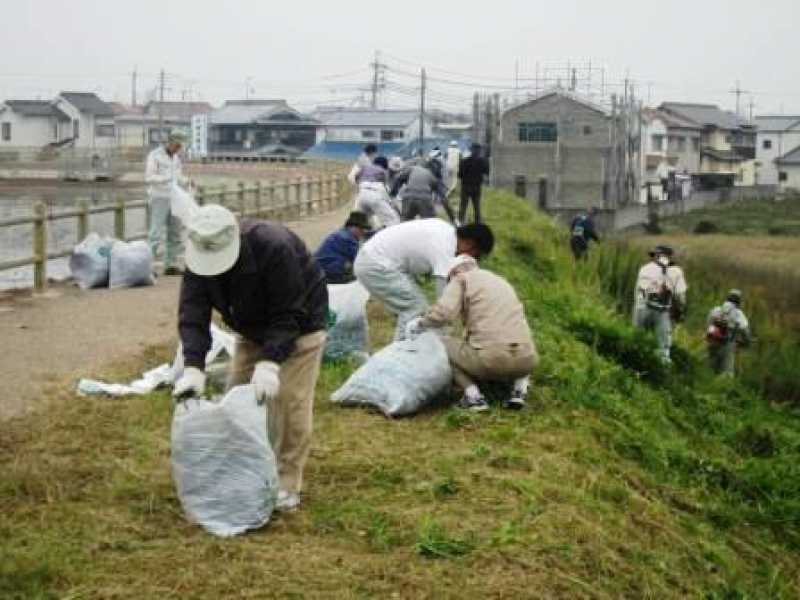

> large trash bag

[
  {"left": 69, "top": 232, "right": 113, "bottom": 289},
  {"left": 170, "top": 183, "right": 199, "bottom": 223},
  {"left": 325, "top": 281, "right": 370, "bottom": 361},
  {"left": 108, "top": 240, "right": 155, "bottom": 289},
  {"left": 331, "top": 331, "right": 452, "bottom": 417},
  {"left": 171, "top": 385, "right": 279, "bottom": 537}
]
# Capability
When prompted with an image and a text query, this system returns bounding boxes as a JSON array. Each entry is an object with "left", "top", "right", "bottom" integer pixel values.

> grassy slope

[{"left": 2, "top": 191, "right": 800, "bottom": 599}]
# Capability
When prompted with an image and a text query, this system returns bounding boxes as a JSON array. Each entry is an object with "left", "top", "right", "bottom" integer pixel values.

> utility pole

[
  {"left": 157, "top": 69, "right": 165, "bottom": 143},
  {"left": 472, "top": 92, "right": 480, "bottom": 144},
  {"left": 730, "top": 80, "right": 750, "bottom": 118},
  {"left": 418, "top": 68, "right": 426, "bottom": 154},
  {"left": 748, "top": 97, "right": 756, "bottom": 123},
  {"left": 131, "top": 66, "right": 138, "bottom": 107},
  {"left": 370, "top": 51, "right": 386, "bottom": 109}
]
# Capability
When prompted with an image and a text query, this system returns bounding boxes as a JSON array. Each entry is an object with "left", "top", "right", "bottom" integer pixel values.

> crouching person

[
  {"left": 406, "top": 225, "right": 538, "bottom": 412},
  {"left": 173, "top": 204, "right": 328, "bottom": 512}
]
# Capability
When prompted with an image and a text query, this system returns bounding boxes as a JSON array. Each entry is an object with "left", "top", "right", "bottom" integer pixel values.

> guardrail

[{"left": 0, "top": 173, "right": 351, "bottom": 292}]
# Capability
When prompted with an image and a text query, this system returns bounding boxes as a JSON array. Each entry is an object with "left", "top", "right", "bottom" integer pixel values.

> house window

[
  {"left": 361, "top": 130, "right": 376, "bottom": 139},
  {"left": 763, "top": 139, "right": 773, "bottom": 150},
  {"left": 779, "top": 171, "right": 788, "bottom": 182},
  {"left": 73, "top": 120, "right": 80, "bottom": 139},
  {"left": 582, "top": 125, "right": 592, "bottom": 136},
  {"left": 95, "top": 124, "right": 115, "bottom": 137},
  {"left": 725, "top": 134, "right": 734, "bottom": 143},
  {"left": 1, "top": 122, "right": 10, "bottom": 141},
  {"left": 692, "top": 138, "right": 700, "bottom": 152},
  {"left": 652, "top": 134, "right": 664, "bottom": 152},
  {"left": 381, "top": 129, "right": 404, "bottom": 141},
  {"left": 518, "top": 122, "right": 557, "bottom": 143}
]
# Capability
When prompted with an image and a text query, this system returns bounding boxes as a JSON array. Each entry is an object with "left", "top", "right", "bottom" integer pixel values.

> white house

[
  {"left": 775, "top": 145, "right": 800, "bottom": 191},
  {"left": 754, "top": 115, "right": 800, "bottom": 186},
  {"left": 112, "top": 101, "right": 213, "bottom": 149},
  {"left": 0, "top": 100, "right": 71, "bottom": 148},
  {"left": 54, "top": 92, "right": 117, "bottom": 150},
  {"left": 314, "top": 108, "right": 434, "bottom": 146}
]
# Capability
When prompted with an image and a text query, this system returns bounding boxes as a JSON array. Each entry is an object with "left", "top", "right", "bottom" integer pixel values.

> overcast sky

[{"left": 1, "top": 0, "right": 798, "bottom": 116}]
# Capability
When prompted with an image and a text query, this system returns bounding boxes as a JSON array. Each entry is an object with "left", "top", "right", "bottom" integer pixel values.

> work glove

[
  {"left": 252, "top": 361, "right": 281, "bottom": 405},
  {"left": 404, "top": 317, "right": 426, "bottom": 340},
  {"left": 173, "top": 367, "right": 206, "bottom": 400}
]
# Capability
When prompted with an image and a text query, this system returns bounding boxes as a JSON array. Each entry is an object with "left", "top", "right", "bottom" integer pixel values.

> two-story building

[
  {"left": 775, "top": 145, "right": 800, "bottom": 191},
  {"left": 54, "top": 92, "right": 117, "bottom": 150},
  {"left": 0, "top": 100, "right": 71, "bottom": 148},
  {"left": 754, "top": 115, "right": 800, "bottom": 186},
  {"left": 659, "top": 102, "right": 756, "bottom": 186}
]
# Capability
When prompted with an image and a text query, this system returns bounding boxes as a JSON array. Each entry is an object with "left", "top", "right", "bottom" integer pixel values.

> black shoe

[
  {"left": 164, "top": 267, "right": 184, "bottom": 276},
  {"left": 504, "top": 392, "right": 526, "bottom": 410},
  {"left": 458, "top": 394, "right": 489, "bottom": 412}
]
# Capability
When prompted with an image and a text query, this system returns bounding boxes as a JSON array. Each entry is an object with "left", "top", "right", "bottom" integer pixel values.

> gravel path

[{"left": 0, "top": 203, "right": 352, "bottom": 420}]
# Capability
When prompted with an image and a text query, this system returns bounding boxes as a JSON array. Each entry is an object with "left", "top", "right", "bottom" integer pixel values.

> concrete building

[
  {"left": 659, "top": 102, "right": 756, "bottom": 185},
  {"left": 775, "top": 145, "right": 800, "bottom": 191},
  {"left": 0, "top": 100, "right": 71, "bottom": 148},
  {"left": 208, "top": 100, "right": 318, "bottom": 154},
  {"left": 492, "top": 89, "right": 637, "bottom": 210},
  {"left": 113, "top": 101, "right": 213, "bottom": 149},
  {"left": 54, "top": 92, "right": 117, "bottom": 150},
  {"left": 754, "top": 115, "right": 800, "bottom": 185}
]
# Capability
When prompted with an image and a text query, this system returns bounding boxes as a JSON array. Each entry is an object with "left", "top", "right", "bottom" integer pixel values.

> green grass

[{"left": 2, "top": 190, "right": 800, "bottom": 598}]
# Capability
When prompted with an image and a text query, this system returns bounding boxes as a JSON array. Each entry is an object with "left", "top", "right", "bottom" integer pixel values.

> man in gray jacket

[{"left": 390, "top": 162, "right": 448, "bottom": 220}]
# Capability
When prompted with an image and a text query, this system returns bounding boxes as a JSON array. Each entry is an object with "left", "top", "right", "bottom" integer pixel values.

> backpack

[
  {"left": 571, "top": 216, "right": 586, "bottom": 238},
  {"left": 706, "top": 309, "right": 732, "bottom": 345}
]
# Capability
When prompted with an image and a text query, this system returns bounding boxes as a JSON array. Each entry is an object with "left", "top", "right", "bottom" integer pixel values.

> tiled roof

[
  {"left": 503, "top": 87, "right": 610, "bottom": 117},
  {"left": 210, "top": 100, "right": 316, "bottom": 126},
  {"left": 4, "top": 100, "right": 71, "bottom": 121},
  {"left": 754, "top": 115, "right": 800, "bottom": 132},
  {"left": 660, "top": 102, "right": 745, "bottom": 130},
  {"left": 317, "top": 109, "right": 419, "bottom": 128},
  {"left": 775, "top": 145, "right": 800, "bottom": 165},
  {"left": 59, "top": 92, "right": 115, "bottom": 117}
]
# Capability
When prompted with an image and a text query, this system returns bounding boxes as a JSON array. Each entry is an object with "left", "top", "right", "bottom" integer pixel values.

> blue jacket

[{"left": 314, "top": 228, "right": 359, "bottom": 278}]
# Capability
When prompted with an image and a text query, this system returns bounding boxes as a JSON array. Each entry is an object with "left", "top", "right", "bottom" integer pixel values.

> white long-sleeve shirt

[
  {"left": 634, "top": 261, "right": 688, "bottom": 312},
  {"left": 145, "top": 146, "right": 186, "bottom": 197}
]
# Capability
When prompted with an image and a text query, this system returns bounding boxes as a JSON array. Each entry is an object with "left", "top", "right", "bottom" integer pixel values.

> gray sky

[{"left": 2, "top": 0, "right": 798, "bottom": 115}]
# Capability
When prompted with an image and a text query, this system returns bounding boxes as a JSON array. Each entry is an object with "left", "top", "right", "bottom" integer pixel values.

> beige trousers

[
  {"left": 441, "top": 337, "right": 538, "bottom": 390},
  {"left": 227, "top": 330, "right": 327, "bottom": 494}
]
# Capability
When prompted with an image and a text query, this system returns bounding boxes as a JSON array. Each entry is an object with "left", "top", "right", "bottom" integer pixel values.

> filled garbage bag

[
  {"left": 325, "top": 281, "right": 370, "bottom": 361},
  {"left": 171, "top": 385, "right": 279, "bottom": 537},
  {"left": 108, "top": 240, "right": 155, "bottom": 289},
  {"left": 170, "top": 183, "right": 199, "bottom": 223},
  {"left": 69, "top": 232, "right": 113, "bottom": 289},
  {"left": 331, "top": 331, "right": 452, "bottom": 417}
]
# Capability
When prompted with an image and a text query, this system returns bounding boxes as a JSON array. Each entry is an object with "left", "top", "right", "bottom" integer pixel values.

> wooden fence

[{"left": 0, "top": 174, "right": 351, "bottom": 292}]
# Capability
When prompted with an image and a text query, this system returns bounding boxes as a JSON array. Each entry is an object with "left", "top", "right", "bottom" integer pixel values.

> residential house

[
  {"left": 0, "top": 100, "right": 71, "bottom": 148},
  {"left": 493, "top": 88, "right": 633, "bottom": 209},
  {"left": 640, "top": 108, "right": 702, "bottom": 201},
  {"left": 659, "top": 102, "right": 756, "bottom": 185},
  {"left": 52, "top": 92, "right": 117, "bottom": 150},
  {"left": 754, "top": 115, "right": 800, "bottom": 185},
  {"left": 775, "top": 145, "right": 800, "bottom": 191},
  {"left": 113, "top": 101, "right": 213, "bottom": 149},
  {"left": 208, "top": 100, "right": 318, "bottom": 154},
  {"left": 307, "top": 108, "right": 435, "bottom": 160}
]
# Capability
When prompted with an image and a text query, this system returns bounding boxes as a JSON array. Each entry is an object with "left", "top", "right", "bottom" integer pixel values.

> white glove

[
  {"left": 173, "top": 366, "right": 206, "bottom": 400},
  {"left": 252, "top": 361, "right": 281, "bottom": 404},
  {"left": 405, "top": 317, "right": 426, "bottom": 340}
]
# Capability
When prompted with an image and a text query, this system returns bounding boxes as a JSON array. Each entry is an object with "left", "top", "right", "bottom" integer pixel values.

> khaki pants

[
  {"left": 226, "top": 330, "right": 327, "bottom": 494},
  {"left": 441, "top": 337, "right": 538, "bottom": 390}
]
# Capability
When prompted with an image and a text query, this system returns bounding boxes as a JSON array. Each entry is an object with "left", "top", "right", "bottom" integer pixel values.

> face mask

[{"left": 657, "top": 256, "right": 670, "bottom": 267}]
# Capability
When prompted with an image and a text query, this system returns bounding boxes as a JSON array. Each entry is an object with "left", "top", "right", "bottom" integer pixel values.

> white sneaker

[{"left": 275, "top": 489, "right": 301, "bottom": 512}]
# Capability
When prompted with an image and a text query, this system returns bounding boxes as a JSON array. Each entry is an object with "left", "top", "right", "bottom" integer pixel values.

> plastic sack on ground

[
  {"left": 69, "top": 233, "right": 113, "bottom": 289},
  {"left": 171, "top": 183, "right": 199, "bottom": 223},
  {"left": 171, "top": 384, "right": 278, "bottom": 537},
  {"left": 330, "top": 331, "right": 452, "bottom": 417},
  {"left": 108, "top": 240, "right": 155, "bottom": 289},
  {"left": 325, "top": 281, "right": 370, "bottom": 361}
]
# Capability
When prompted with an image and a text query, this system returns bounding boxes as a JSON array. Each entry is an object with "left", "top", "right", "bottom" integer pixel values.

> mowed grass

[{"left": 3, "top": 191, "right": 800, "bottom": 599}]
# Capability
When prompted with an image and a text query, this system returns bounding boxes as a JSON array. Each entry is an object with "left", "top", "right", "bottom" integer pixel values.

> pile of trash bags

[
  {"left": 331, "top": 331, "right": 452, "bottom": 417},
  {"left": 324, "top": 281, "right": 370, "bottom": 362},
  {"left": 70, "top": 233, "right": 154, "bottom": 290},
  {"left": 171, "top": 384, "right": 279, "bottom": 537}
]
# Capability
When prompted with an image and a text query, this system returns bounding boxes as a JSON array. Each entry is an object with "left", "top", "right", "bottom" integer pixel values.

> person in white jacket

[{"left": 145, "top": 130, "right": 189, "bottom": 275}]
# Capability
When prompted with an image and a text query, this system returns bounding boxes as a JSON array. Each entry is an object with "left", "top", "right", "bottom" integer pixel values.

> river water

[{"left": 0, "top": 181, "right": 148, "bottom": 290}]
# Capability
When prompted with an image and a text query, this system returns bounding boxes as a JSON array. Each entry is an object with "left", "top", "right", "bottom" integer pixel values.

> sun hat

[
  {"left": 168, "top": 129, "right": 188, "bottom": 144},
  {"left": 648, "top": 244, "right": 674, "bottom": 258},
  {"left": 185, "top": 204, "right": 241, "bottom": 276}
]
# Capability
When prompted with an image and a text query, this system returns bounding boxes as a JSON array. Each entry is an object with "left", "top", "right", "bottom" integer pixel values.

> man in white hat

[
  {"left": 145, "top": 129, "right": 190, "bottom": 275},
  {"left": 173, "top": 204, "right": 328, "bottom": 511}
]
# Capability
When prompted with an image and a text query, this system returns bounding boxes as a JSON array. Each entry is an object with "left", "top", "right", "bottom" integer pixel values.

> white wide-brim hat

[{"left": 185, "top": 204, "right": 241, "bottom": 276}]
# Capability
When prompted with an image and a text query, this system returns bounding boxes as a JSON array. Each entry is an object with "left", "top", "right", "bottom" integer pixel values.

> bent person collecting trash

[
  {"left": 706, "top": 289, "right": 752, "bottom": 376},
  {"left": 173, "top": 204, "right": 328, "bottom": 512},
  {"left": 405, "top": 225, "right": 538, "bottom": 412},
  {"left": 632, "top": 245, "right": 688, "bottom": 364}
]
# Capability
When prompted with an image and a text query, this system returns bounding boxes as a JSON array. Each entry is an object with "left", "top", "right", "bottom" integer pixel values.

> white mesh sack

[{"left": 108, "top": 240, "right": 155, "bottom": 289}]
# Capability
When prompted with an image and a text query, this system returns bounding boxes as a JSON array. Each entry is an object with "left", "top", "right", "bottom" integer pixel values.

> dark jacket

[
  {"left": 179, "top": 220, "right": 328, "bottom": 368},
  {"left": 458, "top": 155, "right": 489, "bottom": 187},
  {"left": 314, "top": 227, "right": 359, "bottom": 279},
  {"left": 570, "top": 214, "right": 599, "bottom": 243},
  {"left": 390, "top": 165, "right": 447, "bottom": 199}
]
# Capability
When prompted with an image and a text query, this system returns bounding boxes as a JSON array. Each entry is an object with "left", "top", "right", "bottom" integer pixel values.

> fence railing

[{"left": 0, "top": 174, "right": 351, "bottom": 292}]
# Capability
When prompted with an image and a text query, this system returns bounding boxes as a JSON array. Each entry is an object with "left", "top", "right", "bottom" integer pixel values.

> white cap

[
  {"left": 428, "top": 148, "right": 442, "bottom": 159},
  {"left": 185, "top": 204, "right": 241, "bottom": 276},
  {"left": 449, "top": 140, "right": 458, "bottom": 147}
]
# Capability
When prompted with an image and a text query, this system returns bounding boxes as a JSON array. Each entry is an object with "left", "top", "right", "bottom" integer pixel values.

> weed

[{"left": 415, "top": 518, "right": 475, "bottom": 559}]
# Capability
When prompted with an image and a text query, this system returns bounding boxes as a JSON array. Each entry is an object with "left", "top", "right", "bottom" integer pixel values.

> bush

[{"left": 694, "top": 220, "right": 719, "bottom": 234}]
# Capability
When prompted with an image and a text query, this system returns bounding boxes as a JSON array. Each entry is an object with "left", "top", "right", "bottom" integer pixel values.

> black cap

[
  {"left": 457, "top": 223, "right": 495, "bottom": 256},
  {"left": 649, "top": 245, "right": 674, "bottom": 257},
  {"left": 345, "top": 211, "right": 371, "bottom": 230}
]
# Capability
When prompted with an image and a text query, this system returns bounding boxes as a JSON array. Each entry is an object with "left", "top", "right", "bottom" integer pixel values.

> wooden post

[
  {"left": 282, "top": 180, "right": 291, "bottom": 220},
  {"left": 114, "top": 199, "right": 125, "bottom": 240},
  {"left": 237, "top": 181, "right": 246, "bottom": 218},
  {"left": 77, "top": 199, "right": 89, "bottom": 242},
  {"left": 325, "top": 175, "right": 333, "bottom": 211},
  {"left": 293, "top": 178, "right": 302, "bottom": 218},
  {"left": 303, "top": 178, "right": 312, "bottom": 216},
  {"left": 196, "top": 185, "right": 206, "bottom": 207},
  {"left": 254, "top": 181, "right": 262, "bottom": 218},
  {"left": 33, "top": 202, "right": 47, "bottom": 292},
  {"left": 266, "top": 182, "right": 276, "bottom": 219}
]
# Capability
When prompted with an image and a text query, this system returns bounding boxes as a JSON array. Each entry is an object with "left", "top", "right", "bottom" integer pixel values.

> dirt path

[{"left": 0, "top": 203, "right": 352, "bottom": 420}]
